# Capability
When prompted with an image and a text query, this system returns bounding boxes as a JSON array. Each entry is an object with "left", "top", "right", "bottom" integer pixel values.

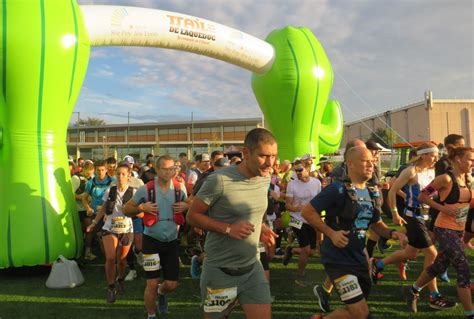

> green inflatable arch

[{"left": 0, "top": 1, "right": 343, "bottom": 268}]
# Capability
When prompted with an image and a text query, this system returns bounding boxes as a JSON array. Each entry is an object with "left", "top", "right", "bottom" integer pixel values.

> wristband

[
  {"left": 390, "top": 207, "right": 398, "bottom": 213},
  {"left": 225, "top": 224, "right": 232, "bottom": 235}
]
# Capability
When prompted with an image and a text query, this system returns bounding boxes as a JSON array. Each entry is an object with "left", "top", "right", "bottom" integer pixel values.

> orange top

[{"left": 435, "top": 185, "right": 471, "bottom": 231}]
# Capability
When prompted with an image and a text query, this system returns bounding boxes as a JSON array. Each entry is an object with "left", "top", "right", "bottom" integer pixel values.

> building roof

[{"left": 68, "top": 117, "right": 262, "bottom": 130}]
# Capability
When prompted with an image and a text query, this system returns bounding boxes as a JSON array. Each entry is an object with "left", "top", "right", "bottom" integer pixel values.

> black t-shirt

[{"left": 310, "top": 181, "right": 381, "bottom": 266}]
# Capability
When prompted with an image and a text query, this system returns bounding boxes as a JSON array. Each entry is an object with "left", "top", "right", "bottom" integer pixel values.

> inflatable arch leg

[{"left": 0, "top": 0, "right": 89, "bottom": 268}]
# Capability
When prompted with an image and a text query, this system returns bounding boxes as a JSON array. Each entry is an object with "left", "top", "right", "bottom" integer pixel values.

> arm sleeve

[{"left": 196, "top": 173, "right": 223, "bottom": 206}]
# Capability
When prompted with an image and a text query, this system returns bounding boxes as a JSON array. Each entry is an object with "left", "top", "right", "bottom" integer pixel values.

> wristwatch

[{"left": 225, "top": 224, "right": 232, "bottom": 235}]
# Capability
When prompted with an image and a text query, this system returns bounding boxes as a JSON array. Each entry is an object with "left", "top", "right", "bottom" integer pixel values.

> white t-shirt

[
  {"left": 286, "top": 177, "right": 321, "bottom": 224},
  {"left": 71, "top": 175, "right": 86, "bottom": 211}
]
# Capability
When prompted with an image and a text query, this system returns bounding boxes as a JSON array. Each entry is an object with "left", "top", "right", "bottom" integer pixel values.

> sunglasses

[{"left": 295, "top": 168, "right": 304, "bottom": 173}]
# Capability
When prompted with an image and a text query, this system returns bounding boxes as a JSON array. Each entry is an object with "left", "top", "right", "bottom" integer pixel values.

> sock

[
  {"left": 430, "top": 291, "right": 440, "bottom": 299},
  {"left": 412, "top": 284, "right": 422, "bottom": 294},
  {"left": 376, "top": 259, "right": 384, "bottom": 270},
  {"left": 366, "top": 239, "right": 377, "bottom": 258},
  {"left": 148, "top": 314, "right": 156, "bottom": 318},
  {"left": 85, "top": 247, "right": 91, "bottom": 255},
  {"left": 322, "top": 285, "right": 332, "bottom": 294}
]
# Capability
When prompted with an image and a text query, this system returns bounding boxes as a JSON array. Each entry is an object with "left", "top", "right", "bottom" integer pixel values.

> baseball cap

[
  {"left": 365, "top": 140, "right": 384, "bottom": 151},
  {"left": 318, "top": 156, "right": 331, "bottom": 165},
  {"left": 123, "top": 155, "right": 135, "bottom": 165},
  {"left": 214, "top": 157, "right": 230, "bottom": 167},
  {"left": 201, "top": 153, "right": 210, "bottom": 161},
  {"left": 301, "top": 153, "right": 315, "bottom": 161},
  {"left": 292, "top": 157, "right": 301, "bottom": 164}
]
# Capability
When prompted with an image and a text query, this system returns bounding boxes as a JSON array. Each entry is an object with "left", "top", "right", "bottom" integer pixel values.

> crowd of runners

[{"left": 68, "top": 128, "right": 473, "bottom": 319}]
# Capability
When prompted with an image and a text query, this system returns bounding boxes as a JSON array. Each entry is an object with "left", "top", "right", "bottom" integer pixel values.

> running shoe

[
  {"left": 106, "top": 286, "right": 117, "bottom": 303},
  {"left": 274, "top": 248, "right": 285, "bottom": 259},
  {"left": 398, "top": 261, "right": 407, "bottom": 281},
  {"left": 157, "top": 285, "right": 168, "bottom": 314},
  {"left": 438, "top": 270, "right": 450, "bottom": 283},
  {"left": 282, "top": 245, "right": 293, "bottom": 266},
  {"left": 84, "top": 252, "right": 97, "bottom": 261},
  {"left": 313, "top": 285, "right": 331, "bottom": 313},
  {"left": 124, "top": 269, "right": 137, "bottom": 281},
  {"left": 429, "top": 294, "right": 457, "bottom": 310},
  {"left": 190, "top": 255, "right": 201, "bottom": 279},
  {"left": 403, "top": 285, "right": 420, "bottom": 313},
  {"left": 370, "top": 258, "right": 382, "bottom": 284}
]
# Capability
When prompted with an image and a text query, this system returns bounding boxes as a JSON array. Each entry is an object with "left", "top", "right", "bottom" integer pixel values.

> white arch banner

[{"left": 80, "top": 5, "right": 275, "bottom": 74}]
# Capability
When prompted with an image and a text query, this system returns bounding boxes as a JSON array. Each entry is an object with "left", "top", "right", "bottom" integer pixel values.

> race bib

[
  {"left": 258, "top": 242, "right": 266, "bottom": 253},
  {"left": 203, "top": 287, "right": 237, "bottom": 313},
  {"left": 289, "top": 217, "right": 303, "bottom": 229},
  {"left": 334, "top": 274, "right": 363, "bottom": 302},
  {"left": 142, "top": 253, "right": 160, "bottom": 271},
  {"left": 110, "top": 217, "right": 131, "bottom": 234},
  {"left": 456, "top": 205, "right": 469, "bottom": 223}
]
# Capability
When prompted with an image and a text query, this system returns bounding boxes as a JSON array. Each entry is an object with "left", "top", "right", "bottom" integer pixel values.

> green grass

[{"left": 0, "top": 240, "right": 472, "bottom": 319}]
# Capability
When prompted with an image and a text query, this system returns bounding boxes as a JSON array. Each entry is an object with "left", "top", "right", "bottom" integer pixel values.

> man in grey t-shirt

[{"left": 187, "top": 128, "right": 278, "bottom": 319}]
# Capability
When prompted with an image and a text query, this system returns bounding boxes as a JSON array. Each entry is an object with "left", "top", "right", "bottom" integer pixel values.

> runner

[
  {"left": 371, "top": 142, "right": 456, "bottom": 310},
  {"left": 187, "top": 128, "right": 278, "bottom": 319},
  {"left": 403, "top": 146, "right": 473, "bottom": 316},
  {"left": 87, "top": 163, "right": 135, "bottom": 303},
  {"left": 303, "top": 146, "right": 407, "bottom": 318},
  {"left": 283, "top": 160, "right": 322, "bottom": 286},
  {"left": 124, "top": 155, "right": 189, "bottom": 319}
]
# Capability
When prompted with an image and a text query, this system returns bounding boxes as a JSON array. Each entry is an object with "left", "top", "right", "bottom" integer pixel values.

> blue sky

[{"left": 75, "top": 0, "right": 473, "bottom": 125}]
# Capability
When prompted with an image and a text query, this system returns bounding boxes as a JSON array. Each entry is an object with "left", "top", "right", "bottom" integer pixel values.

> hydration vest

[
  {"left": 105, "top": 186, "right": 134, "bottom": 215},
  {"left": 331, "top": 180, "right": 381, "bottom": 231}
]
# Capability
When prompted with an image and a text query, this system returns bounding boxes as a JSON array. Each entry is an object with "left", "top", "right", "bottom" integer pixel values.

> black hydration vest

[
  {"left": 330, "top": 181, "right": 380, "bottom": 231},
  {"left": 105, "top": 186, "right": 134, "bottom": 215}
]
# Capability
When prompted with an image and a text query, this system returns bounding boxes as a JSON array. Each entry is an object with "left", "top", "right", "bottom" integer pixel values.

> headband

[{"left": 416, "top": 147, "right": 439, "bottom": 155}]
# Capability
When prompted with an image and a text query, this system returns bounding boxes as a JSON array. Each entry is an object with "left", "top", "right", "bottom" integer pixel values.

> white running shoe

[{"left": 124, "top": 269, "right": 137, "bottom": 281}]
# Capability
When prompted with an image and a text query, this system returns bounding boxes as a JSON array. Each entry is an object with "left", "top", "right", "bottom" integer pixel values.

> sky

[{"left": 74, "top": 0, "right": 473, "bottom": 125}]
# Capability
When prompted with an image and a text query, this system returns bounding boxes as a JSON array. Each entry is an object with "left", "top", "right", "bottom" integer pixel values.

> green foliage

[
  {"left": 369, "top": 127, "right": 397, "bottom": 148},
  {"left": 75, "top": 117, "right": 106, "bottom": 127}
]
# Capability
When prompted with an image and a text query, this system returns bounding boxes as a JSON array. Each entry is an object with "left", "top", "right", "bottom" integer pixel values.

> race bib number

[
  {"left": 334, "top": 274, "right": 363, "bottom": 302},
  {"left": 289, "top": 217, "right": 303, "bottom": 229},
  {"left": 111, "top": 217, "right": 131, "bottom": 234},
  {"left": 203, "top": 287, "right": 237, "bottom": 313},
  {"left": 142, "top": 253, "right": 160, "bottom": 271},
  {"left": 456, "top": 205, "right": 469, "bottom": 223},
  {"left": 258, "top": 242, "right": 266, "bottom": 253}
]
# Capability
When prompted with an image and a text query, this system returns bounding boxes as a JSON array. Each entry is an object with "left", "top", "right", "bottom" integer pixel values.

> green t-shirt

[{"left": 196, "top": 165, "right": 269, "bottom": 268}]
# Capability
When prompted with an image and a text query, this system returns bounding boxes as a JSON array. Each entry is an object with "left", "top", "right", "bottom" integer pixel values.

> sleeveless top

[
  {"left": 404, "top": 168, "right": 434, "bottom": 219},
  {"left": 435, "top": 171, "right": 472, "bottom": 231}
]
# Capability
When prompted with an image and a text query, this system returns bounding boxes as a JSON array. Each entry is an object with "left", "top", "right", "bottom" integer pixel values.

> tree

[
  {"left": 369, "top": 127, "right": 397, "bottom": 148},
  {"left": 75, "top": 117, "right": 106, "bottom": 126}
]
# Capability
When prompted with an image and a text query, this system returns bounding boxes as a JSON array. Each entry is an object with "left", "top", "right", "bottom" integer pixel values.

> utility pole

[
  {"left": 74, "top": 111, "right": 80, "bottom": 160},
  {"left": 191, "top": 112, "right": 194, "bottom": 157},
  {"left": 127, "top": 111, "right": 130, "bottom": 155}
]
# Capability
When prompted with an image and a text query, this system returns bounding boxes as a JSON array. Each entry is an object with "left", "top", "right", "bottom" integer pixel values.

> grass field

[{"left": 0, "top": 238, "right": 472, "bottom": 319}]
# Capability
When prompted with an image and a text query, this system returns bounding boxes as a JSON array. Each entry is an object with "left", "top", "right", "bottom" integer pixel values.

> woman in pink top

[{"left": 404, "top": 146, "right": 474, "bottom": 318}]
